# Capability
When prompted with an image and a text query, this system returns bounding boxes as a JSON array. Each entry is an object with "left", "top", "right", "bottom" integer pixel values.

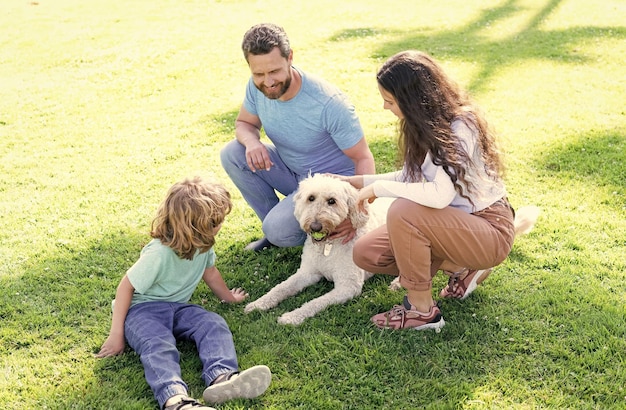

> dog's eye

[
  {"left": 308, "top": 195, "right": 315, "bottom": 202},
  {"left": 327, "top": 198, "right": 336, "bottom": 205}
]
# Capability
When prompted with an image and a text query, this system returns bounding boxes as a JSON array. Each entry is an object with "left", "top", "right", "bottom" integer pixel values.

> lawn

[{"left": 1, "top": 0, "right": 625, "bottom": 409}]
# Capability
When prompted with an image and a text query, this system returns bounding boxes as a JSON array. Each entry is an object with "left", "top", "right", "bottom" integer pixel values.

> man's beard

[{"left": 257, "top": 74, "right": 292, "bottom": 100}]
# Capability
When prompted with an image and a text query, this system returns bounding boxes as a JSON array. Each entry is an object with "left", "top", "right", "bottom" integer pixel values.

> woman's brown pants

[{"left": 353, "top": 198, "right": 516, "bottom": 292}]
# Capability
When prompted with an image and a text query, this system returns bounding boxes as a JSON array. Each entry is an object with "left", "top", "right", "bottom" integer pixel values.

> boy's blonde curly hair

[{"left": 150, "top": 176, "right": 232, "bottom": 260}]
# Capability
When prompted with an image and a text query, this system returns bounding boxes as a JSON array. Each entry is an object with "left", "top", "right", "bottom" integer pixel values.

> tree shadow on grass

[
  {"left": 3, "top": 217, "right": 625, "bottom": 408},
  {"left": 0, "top": 229, "right": 157, "bottom": 408},
  {"left": 331, "top": 0, "right": 626, "bottom": 94},
  {"left": 529, "top": 128, "right": 626, "bottom": 273},
  {"left": 0, "top": 226, "right": 304, "bottom": 408},
  {"left": 322, "top": 2, "right": 626, "bottom": 400},
  {"left": 9, "top": 3, "right": 625, "bottom": 399},
  {"left": 541, "top": 128, "right": 626, "bottom": 195}
]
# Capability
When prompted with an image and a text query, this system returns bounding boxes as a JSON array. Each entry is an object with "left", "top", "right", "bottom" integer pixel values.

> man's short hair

[{"left": 242, "top": 23, "right": 291, "bottom": 61}]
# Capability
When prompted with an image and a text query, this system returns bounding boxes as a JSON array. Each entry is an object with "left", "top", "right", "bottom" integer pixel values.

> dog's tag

[{"left": 324, "top": 243, "right": 332, "bottom": 256}]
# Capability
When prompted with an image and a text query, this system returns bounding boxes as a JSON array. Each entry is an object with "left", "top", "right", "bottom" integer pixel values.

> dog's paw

[
  {"left": 277, "top": 312, "right": 304, "bottom": 326},
  {"left": 244, "top": 301, "right": 265, "bottom": 313},
  {"left": 388, "top": 277, "right": 403, "bottom": 291}
]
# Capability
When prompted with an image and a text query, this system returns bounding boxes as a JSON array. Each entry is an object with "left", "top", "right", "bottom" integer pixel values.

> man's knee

[
  {"left": 263, "top": 216, "right": 306, "bottom": 247},
  {"left": 264, "top": 226, "right": 306, "bottom": 247},
  {"left": 220, "top": 140, "right": 244, "bottom": 167}
]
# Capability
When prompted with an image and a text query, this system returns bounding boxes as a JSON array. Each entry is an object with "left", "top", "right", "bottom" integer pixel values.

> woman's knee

[
  {"left": 386, "top": 199, "right": 430, "bottom": 226},
  {"left": 352, "top": 239, "right": 367, "bottom": 270},
  {"left": 352, "top": 239, "right": 372, "bottom": 269}
]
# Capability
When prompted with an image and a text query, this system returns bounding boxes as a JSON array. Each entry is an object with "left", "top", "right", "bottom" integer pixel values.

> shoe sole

[
  {"left": 372, "top": 308, "right": 446, "bottom": 332},
  {"left": 376, "top": 317, "right": 445, "bottom": 332},
  {"left": 460, "top": 269, "right": 491, "bottom": 300},
  {"left": 412, "top": 317, "right": 445, "bottom": 332},
  {"left": 203, "top": 365, "right": 271, "bottom": 404}
]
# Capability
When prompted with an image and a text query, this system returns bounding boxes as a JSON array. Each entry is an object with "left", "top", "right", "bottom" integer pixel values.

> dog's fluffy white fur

[
  {"left": 244, "top": 174, "right": 391, "bottom": 325},
  {"left": 245, "top": 174, "right": 540, "bottom": 325}
]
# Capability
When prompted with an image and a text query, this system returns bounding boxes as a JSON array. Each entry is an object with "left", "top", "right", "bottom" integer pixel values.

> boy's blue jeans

[{"left": 124, "top": 301, "right": 238, "bottom": 409}]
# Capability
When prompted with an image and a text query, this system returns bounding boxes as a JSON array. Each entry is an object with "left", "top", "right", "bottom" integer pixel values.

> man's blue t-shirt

[
  {"left": 126, "top": 239, "right": 215, "bottom": 307},
  {"left": 243, "top": 66, "right": 364, "bottom": 176}
]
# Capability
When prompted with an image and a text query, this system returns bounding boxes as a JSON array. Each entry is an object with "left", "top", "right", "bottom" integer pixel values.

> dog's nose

[{"left": 310, "top": 221, "right": 323, "bottom": 232}]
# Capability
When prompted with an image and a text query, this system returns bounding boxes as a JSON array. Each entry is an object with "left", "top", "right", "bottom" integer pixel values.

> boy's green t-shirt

[{"left": 126, "top": 239, "right": 216, "bottom": 307}]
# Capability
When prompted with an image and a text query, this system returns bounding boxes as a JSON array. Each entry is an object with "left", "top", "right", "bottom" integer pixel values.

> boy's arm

[
  {"left": 96, "top": 275, "right": 134, "bottom": 358},
  {"left": 202, "top": 266, "right": 248, "bottom": 304}
]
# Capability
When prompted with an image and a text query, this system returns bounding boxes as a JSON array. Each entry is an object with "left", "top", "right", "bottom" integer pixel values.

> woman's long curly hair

[
  {"left": 150, "top": 177, "right": 232, "bottom": 260},
  {"left": 377, "top": 50, "right": 504, "bottom": 201}
]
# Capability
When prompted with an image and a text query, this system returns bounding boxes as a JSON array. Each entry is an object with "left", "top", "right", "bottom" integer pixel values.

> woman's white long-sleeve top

[{"left": 364, "top": 119, "right": 507, "bottom": 214}]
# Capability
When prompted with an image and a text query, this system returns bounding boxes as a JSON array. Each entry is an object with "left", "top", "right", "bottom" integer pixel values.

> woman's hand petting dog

[
  {"left": 357, "top": 184, "right": 377, "bottom": 214},
  {"left": 327, "top": 218, "right": 356, "bottom": 244}
]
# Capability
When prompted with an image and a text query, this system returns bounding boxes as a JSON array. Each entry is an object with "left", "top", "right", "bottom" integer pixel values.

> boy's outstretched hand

[
  {"left": 95, "top": 333, "right": 125, "bottom": 358},
  {"left": 226, "top": 287, "right": 249, "bottom": 303}
]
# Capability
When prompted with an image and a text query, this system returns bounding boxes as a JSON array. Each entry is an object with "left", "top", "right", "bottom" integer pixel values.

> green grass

[{"left": 1, "top": 0, "right": 625, "bottom": 408}]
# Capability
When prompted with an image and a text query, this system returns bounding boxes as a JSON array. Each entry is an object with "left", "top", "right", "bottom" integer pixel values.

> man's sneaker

[
  {"left": 163, "top": 397, "right": 216, "bottom": 410},
  {"left": 440, "top": 268, "right": 492, "bottom": 300},
  {"left": 203, "top": 365, "right": 272, "bottom": 404},
  {"left": 244, "top": 237, "right": 275, "bottom": 252},
  {"left": 371, "top": 296, "right": 445, "bottom": 331}
]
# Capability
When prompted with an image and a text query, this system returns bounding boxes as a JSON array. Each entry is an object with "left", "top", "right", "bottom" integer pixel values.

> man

[{"left": 220, "top": 23, "right": 375, "bottom": 251}]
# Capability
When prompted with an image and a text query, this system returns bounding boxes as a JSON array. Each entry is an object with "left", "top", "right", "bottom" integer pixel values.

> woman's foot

[
  {"left": 203, "top": 365, "right": 272, "bottom": 404},
  {"left": 440, "top": 268, "right": 492, "bottom": 300},
  {"left": 371, "top": 296, "right": 445, "bottom": 331}
]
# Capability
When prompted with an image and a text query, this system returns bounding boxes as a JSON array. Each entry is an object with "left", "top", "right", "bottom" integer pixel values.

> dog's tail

[{"left": 514, "top": 205, "right": 540, "bottom": 235}]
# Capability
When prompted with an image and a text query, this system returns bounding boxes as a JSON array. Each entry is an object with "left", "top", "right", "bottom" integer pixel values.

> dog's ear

[
  {"left": 293, "top": 184, "right": 305, "bottom": 221},
  {"left": 345, "top": 183, "right": 369, "bottom": 229}
]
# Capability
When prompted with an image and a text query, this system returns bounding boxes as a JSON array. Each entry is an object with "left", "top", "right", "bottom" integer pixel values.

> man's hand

[{"left": 245, "top": 143, "right": 273, "bottom": 172}]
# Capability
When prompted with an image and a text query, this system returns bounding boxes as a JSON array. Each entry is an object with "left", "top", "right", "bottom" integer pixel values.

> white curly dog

[
  {"left": 244, "top": 173, "right": 540, "bottom": 325},
  {"left": 244, "top": 174, "right": 392, "bottom": 325}
]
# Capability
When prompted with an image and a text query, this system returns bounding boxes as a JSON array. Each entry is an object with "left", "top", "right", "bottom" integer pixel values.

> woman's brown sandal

[{"left": 439, "top": 268, "right": 492, "bottom": 300}]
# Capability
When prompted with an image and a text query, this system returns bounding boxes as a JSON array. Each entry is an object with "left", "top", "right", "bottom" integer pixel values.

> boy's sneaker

[
  {"left": 203, "top": 365, "right": 272, "bottom": 404},
  {"left": 163, "top": 397, "right": 216, "bottom": 410},
  {"left": 371, "top": 296, "right": 445, "bottom": 331}
]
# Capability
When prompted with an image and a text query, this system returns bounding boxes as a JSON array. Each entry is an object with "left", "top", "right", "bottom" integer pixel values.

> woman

[{"left": 343, "top": 50, "right": 516, "bottom": 330}]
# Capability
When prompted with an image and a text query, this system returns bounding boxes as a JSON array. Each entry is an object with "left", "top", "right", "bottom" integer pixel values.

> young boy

[{"left": 96, "top": 176, "right": 271, "bottom": 410}]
